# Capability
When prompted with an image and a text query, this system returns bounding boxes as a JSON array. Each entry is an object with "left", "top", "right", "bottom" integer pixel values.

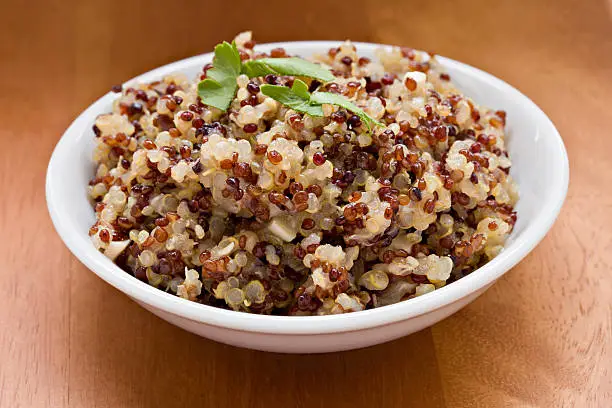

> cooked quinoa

[{"left": 87, "top": 32, "right": 518, "bottom": 315}]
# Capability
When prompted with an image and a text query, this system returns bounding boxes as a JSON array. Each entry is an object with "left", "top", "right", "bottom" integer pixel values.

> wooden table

[{"left": 2, "top": 0, "right": 611, "bottom": 406}]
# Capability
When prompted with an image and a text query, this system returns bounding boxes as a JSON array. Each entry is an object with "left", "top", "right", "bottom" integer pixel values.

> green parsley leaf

[
  {"left": 290, "top": 77, "right": 311, "bottom": 100},
  {"left": 260, "top": 79, "right": 324, "bottom": 117},
  {"left": 242, "top": 58, "right": 335, "bottom": 82},
  {"left": 197, "top": 42, "right": 242, "bottom": 111},
  {"left": 310, "top": 92, "right": 384, "bottom": 130},
  {"left": 240, "top": 60, "right": 275, "bottom": 78}
]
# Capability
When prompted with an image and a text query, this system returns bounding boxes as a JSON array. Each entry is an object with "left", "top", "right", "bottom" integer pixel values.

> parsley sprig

[{"left": 197, "top": 40, "right": 383, "bottom": 130}]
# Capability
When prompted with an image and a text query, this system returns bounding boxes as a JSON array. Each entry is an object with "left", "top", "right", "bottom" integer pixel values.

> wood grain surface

[{"left": 1, "top": 0, "right": 611, "bottom": 406}]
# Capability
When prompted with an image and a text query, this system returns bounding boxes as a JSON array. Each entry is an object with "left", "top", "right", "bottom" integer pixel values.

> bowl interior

[{"left": 46, "top": 42, "right": 568, "bottom": 333}]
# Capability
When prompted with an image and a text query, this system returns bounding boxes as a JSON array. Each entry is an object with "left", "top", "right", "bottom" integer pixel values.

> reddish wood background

[{"left": 1, "top": 0, "right": 611, "bottom": 406}]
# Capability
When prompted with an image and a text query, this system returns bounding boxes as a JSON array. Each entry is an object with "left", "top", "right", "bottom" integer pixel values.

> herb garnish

[{"left": 197, "top": 40, "right": 383, "bottom": 130}]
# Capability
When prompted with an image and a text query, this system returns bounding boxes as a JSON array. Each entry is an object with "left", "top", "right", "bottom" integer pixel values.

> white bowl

[{"left": 46, "top": 41, "right": 569, "bottom": 353}]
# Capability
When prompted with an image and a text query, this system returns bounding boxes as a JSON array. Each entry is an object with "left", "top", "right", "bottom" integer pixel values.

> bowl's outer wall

[
  {"left": 46, "top": 42, "right": 568, "bottom": 352},
  {"left": 136, "top": 284, "right": 492, "bottom": 353}
]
